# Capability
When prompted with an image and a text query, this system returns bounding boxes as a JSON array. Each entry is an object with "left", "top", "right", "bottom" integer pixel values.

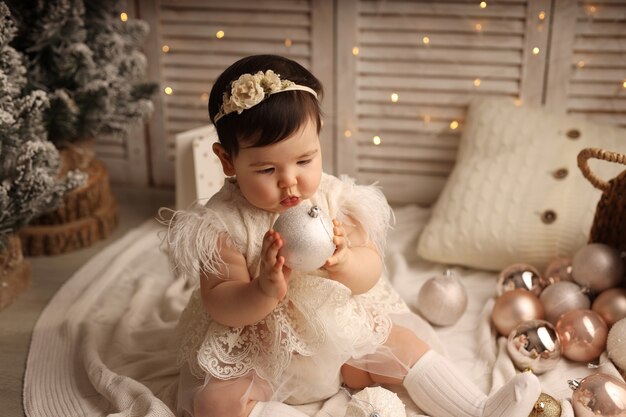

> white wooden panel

[
  {"left": 142, "top": 0, "right": 333, "bottom": 187},
  {"left": 337, "top": 0, "right": 551, "bottom": 205},
  {"left": 546, "top": 0, "right": 626, "bottom": 129}
]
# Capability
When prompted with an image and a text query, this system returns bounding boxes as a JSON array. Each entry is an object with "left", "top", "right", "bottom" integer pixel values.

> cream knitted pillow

[{"left": 416, "top": 97, "right": 626, "bottom": 272}]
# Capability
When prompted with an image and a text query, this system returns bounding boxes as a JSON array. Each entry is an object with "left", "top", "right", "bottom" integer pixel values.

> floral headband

[{"left": 213, "top": 70, "right": 318, "bottom": 123}]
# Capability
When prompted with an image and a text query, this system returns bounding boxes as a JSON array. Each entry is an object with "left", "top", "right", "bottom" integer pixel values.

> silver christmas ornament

[
  {"left": 607, "top": 318, "right": 626, "bottom": 372},
  {"left": 572, "top": 243, "right": 625, "bottom": 292},
  {"left": 497, "top": 263, "right": 546, "bottom": 297},
  {"left": 344, "top": 386, "right": 406, "bottom": 417},
  {"left": 539, "top": 281, "right": 590, "bottom": 324},
  {"left": 506, "top": 319, "right": 561, "bottom": 374},
  {"left": 272, "top": 204, "right": 335, "bottom": 272},
  {"left": 417, "top": 270, "right": 468, "bottom": 326}
]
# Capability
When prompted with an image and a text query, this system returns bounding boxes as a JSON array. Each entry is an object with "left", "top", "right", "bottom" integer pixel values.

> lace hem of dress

[{"left": 177, "top": 275, "right": 409, "bottom": 383}]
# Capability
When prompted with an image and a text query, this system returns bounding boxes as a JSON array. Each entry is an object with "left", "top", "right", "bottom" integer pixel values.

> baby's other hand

[
  {"left": 324, "top": 219, "right": 351, "bottom": 272},
  {"left": 258, "top": 230, "right": 291, "bottom": 300}
]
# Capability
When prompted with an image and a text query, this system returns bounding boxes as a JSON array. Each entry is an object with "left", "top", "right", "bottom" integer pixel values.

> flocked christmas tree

[
  {"left": 0, "top": 2, "right": 84, "bottom": 247},
  {"left": 6, "top": 0, "right": 155, "bottom": 147}
]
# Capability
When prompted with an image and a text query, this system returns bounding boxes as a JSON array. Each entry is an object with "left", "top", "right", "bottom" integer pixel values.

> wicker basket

[{"left": 577, "top": 148, "right": 626, "bottom": 253}]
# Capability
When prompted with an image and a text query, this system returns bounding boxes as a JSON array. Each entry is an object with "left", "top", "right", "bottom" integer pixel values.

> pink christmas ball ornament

[
  {"left": 556, "top": 309, "right": 608, "bottom": 363},
  {"left": 539, "top": 281, "right": 590, "bottom": 324},
  {"left": 543, "top": 257, "right": 574, "bottom": 285},
  {"left": 572, "top": 243, "right": 625, "bottom": 293},
  {"left": 569, "top": 373, "right": 626, "bottom": 417},
  {"left": 491, "top": 289, "right": 544, "bottom": 336},
  {"left": 592, "top": 288, "right": 626, "bottom": 328}
]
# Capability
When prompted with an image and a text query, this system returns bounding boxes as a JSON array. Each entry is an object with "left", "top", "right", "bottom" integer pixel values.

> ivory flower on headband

[{"left": 213, "top": 70, "right": 318, "bottom": 123}]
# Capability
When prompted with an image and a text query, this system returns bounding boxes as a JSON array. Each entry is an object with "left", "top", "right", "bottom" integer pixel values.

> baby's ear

[{"left": 212, "top": 143, "right": 236, "bottom": 176}]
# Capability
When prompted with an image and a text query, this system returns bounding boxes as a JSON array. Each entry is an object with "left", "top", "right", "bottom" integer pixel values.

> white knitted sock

[
  {"left": 248, "top": 401, "right": 310, "bottom": 417},
  {"left": 403, "top": 350, "right": 541, "bottom": 417}
]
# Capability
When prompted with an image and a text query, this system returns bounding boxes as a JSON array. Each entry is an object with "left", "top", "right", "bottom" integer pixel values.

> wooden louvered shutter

[
  {"left": 336, "top": 0, "right": 552, "bottom": 205},
  {"left": 545, "top": 0, "right": 626, "bottom": 127},
  {"left": 139, "top": 0, "right": 334, "bottom": 186}
]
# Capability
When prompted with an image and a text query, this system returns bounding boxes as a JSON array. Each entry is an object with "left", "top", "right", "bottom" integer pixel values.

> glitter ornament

[
  {"left": 569, "top": 373, "right": 626, "bottom": 417},
  {"left": 528, "top": 393, "right": 562, "bottom": 417},
  {"left": 539, "top": 281, "right": 590, "bottom": 324},
  {"left": 273, "top": 204, "right": 335, "bottom": 272},
  {"left": 607, "top": 318, "right": 626, "bottom": 371},
  {"left": 507, "top": 319, "right": 561, "bottom": 374},
  {"left": 556, "top": 309, "right": 608, "bottom": 363},
  {"left": 543, "top": 257, "right": 574, "bottom": 285},
  {"left": 417, "top": 270, "right": 468, "bottom": 326},
  {"left": 497, "top": 263, "right": 546, "bottom": 297},
  {"left": 572, "top": 243, "right": 625, "bottom": 292},
  {"left": 592, "top": 288, "right": 626, "bottom": 328},
  {"left": 491, "top": 289, "right": 544, "bottom": 336},
  {"left": 344, "top": 386, "right": 406, "bottom": 417}
]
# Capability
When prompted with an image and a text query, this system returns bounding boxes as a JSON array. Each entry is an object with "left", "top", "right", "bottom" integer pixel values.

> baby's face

[{"left": 231, "top": 118, "right": 323, "bottom": 213}]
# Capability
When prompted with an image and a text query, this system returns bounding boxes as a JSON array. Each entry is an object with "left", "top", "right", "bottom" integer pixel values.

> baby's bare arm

[
  {"left": 324, "top": 217, "right": 382, "bottom": 294},
  {"left": 199, "top": 233, "right": 288, "bottom": 327}
]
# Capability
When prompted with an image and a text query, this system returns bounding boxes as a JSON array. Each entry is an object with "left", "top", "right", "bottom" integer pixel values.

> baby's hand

[
  {"left": 257, "top": 230, "right": 291, "bottom": 300},
  {"left": 324, "top": 219, "right": 351, "bottom": 272}
]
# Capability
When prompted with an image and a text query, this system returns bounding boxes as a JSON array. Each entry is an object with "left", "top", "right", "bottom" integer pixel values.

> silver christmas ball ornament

[
  {"left": 417, "top": 270, "right": 468, "bottom": 326},
  {"left": 345, "top": 386, "right": 406, "bottom": 417},
  {"left": 572, "top": 243, "right": 625, "bottom": 292},
  {"left": 607, "top": 318, "right": 626, "bottom": 372},
  {"left": 539, "top": 281, "right": 590, "bottom": 324},
  {"left": 497, "top": 263, "right": 546, "bottom": 297},
  {"left": 506, "top": 319, "right": 561, "bottom": 374},
  {"left": 273, "top": 204, "right": 335, "bottom": 272}
]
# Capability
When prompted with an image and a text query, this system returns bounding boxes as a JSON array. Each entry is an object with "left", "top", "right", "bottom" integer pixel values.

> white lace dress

[{"left": 167, "top": 173, "right": 435, "bottom": 406}]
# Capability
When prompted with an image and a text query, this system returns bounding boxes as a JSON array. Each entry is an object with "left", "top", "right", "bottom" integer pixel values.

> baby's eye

[
  {"left": 256, "top": 167, "right": 274, "bottom": 174},
  {"left": 297, "top": 159, "right": 312, "bottom": 166}
]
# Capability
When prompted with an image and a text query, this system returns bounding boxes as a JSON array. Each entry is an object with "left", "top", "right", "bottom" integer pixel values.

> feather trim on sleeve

[
  {"left": 335, "top": 175, "right": 394, "bottom": 258},
  {"left": 158, "top": 204, "right": 238, "bottom": 281}
]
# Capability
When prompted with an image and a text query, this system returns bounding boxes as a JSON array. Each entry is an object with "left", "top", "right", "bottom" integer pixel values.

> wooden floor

[{"left": 0, "top": 184, "right": 175, "bottom": 417}]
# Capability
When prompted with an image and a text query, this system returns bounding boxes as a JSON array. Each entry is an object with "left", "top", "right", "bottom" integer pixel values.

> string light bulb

[
  {"left": 622, "top": 80, "right": 626, "bottom": 88},
  {"left": 391, "top": 93, "right": 399, "bottom": 102},
  {"left": 475, "top": 23, "right": 483, "bottom": 32},
  {"left": 164, "top": 86, "right": 173, "bottom": 95},
  {"left": 372, "top": 135, "right": 381, "bottom": 145},
  {"left": 162, "top": 45, "right": 170, "bottom": 53},
  {"left": 216, "top": 30, "right": 225, "bottom": 39},
  {"left": 352, "top": 47, "right": 360, "bottom": 56},
  {"left": 422, "top": 36, "right": 430, "bottom": 45},
  {"left": 479, "top": 2, "right": 487, "bottom": 8},
  {"left": 532, "top": 47, "right": 540, "bottom": 55},
  {"left": 120, "top": 12, "right": 128, "bottom": 22},
  {"left": 473, "top": 78, "right": 481, "bottom": 87},
  {"left": 450, "top": 120, "right": 459, "bottom": 130},
  {"left": 538, "top": 11, "right": 546, "bottom": 20},
  {"left": 577, "top": 60, "right": 586, "bottom": 68},
  {"left": 344, "top": 130, "right": 352, "bottom": 138}
]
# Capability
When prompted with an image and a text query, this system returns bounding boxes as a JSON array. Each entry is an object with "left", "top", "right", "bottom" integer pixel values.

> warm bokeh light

[
  {"left": 216, "top": 30, "right": 225, "bottom": 39},
  {"left": 120, "top": 12, "right": 128, "bottom": 22},
  {"left": 450, "top": 120, "right": 459, "bottom": 130},
  {"left": 424, "top": 115, "right": 431, "bottom": 123},
  {"left": 514, "top": 97, "right": 523, "bottom": 106},
  {"left": 164, "top": 87, "right": 173, "bottom": 95},
  {"left": 344, "top": 130, "right": 352, "bottom": 138},
  {"left": 391, "top": 93, "right": 399, "bottom": 102},
  {"left": 372, "top": 135, "right": 381, "bottom": 145},
  {"left": 473, "top": 78, "right": 481, "bottom": 87},
  {"left": 284, "top": 38, "right": 292, "bottom": 48},
  {"left": 480, "top": 2, "right": 487, "bottom": 8},
  {"left": 422, "top": 36, "right": 430, "bottom": 45},
  {"left": 622, "top": 80, "right": 626, "bottom": 88},
  {"left": 538, "top": 11, "right": 546, "bottom": 20},
  {"left": 532, "top": 47, "right": 540, "bottom": 55},
  {"left": 162, "top": 45, "right": 170, "bottom": 53},
  {"left": 352, "top": 46, "right": 360, "bottom": 56},
  {"left": 200, "top": 93, "right": 209, "bottom": 102},
  {"left": 577, "top": 60, "right": 586, "bottom": 68},
  {"left": 475, "top": 23, "right": 483, "bottom": 31}
]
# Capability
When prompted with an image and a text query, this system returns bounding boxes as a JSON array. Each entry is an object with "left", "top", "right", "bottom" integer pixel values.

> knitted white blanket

[{"left": 23, "top": 207, "right": 622, "bottom": 417}]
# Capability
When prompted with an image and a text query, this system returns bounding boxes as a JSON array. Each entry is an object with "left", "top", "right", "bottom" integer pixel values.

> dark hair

[{"left": 208, "top": 55, "right": 324, "bottom": 157}]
